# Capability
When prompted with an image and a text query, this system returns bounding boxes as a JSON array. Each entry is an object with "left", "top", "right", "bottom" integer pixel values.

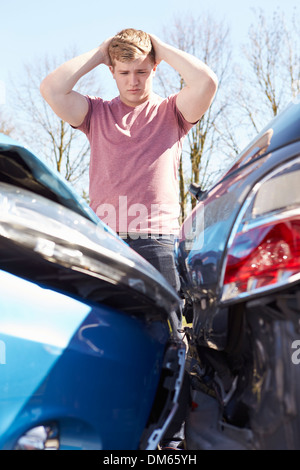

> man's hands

[
  {"left": 99, "top": 37, "right": 113, "bottom": 67},
  {"left": 148, "top": 34, "right": 165, "bottom": 66},
  {"left": 40, "top": 30, "right": 218, "bottom": 129},
  {"left": 40, "top": 40, "right": 115, "bottom": 127},
  {"left": 148, "top": 33, "right": 218, "bottom": 124}
]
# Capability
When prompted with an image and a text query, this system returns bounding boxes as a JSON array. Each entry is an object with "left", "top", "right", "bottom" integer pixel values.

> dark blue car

[{"left": 177, "top": 98, "right": 300, "bottom": 449}]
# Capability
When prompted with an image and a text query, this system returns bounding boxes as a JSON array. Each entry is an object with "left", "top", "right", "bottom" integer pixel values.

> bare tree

[
  {"left": 156, "top": 13, "right": 234, "bottom": 218},
  {"left": 0, "top": 110, "right": 15, "bottom": 136},
  {"left": 239, "top": 7, "right": 300, "bottom": 133},
  {"left": 9, "top": 49, "right": 102, "bottom": 196}
]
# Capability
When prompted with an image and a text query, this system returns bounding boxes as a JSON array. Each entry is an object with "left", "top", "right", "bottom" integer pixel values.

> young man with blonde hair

[
  {"left": 40, "top": 28, "right": 217, "bottom": 449},
  {"left": 40, "top": 27, "right": 217, "bottom": 291},
  {"left": 108, "top": 28, "right": 156, "bottom": 65}
]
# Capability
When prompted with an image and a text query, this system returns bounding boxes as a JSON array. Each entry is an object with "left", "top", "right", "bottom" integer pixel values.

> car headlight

[
  {"left": 0, "top": 182, "right": 180, "bottom": 312},
  {"left": 0, "top": 182, "right": 135, "bottom": 284}
]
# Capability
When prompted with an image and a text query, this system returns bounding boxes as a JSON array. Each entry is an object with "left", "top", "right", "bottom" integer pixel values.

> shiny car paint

[
  {"left": 177, "top": 97, "right": 300, "bottom": 449},
  {"left": 177, "top": 98, "right": 300, "bottom": 350},
  {"left": 0, "top": 134, "right": 185, "bottom": 450}
]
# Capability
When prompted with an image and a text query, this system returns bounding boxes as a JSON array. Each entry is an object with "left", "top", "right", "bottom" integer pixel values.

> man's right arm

[{"left": 40, "top": 39, "right": 112, "bottom": 127}]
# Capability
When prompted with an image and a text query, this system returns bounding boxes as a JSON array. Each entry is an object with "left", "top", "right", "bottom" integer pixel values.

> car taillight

[{"left": 221, "top": 157, "right": 300, "bottom": 302}]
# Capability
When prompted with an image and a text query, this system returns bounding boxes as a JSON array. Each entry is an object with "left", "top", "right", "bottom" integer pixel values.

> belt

[{"left": 118, "top": 232, "right": 175, "bottom": 241}]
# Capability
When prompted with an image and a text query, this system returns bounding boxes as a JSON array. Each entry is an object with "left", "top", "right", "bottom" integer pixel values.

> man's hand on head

[
  {"left": 148, "top": 34, "right": 165, "bottom": 66},
  {"left": 99, "top": 37, "right": 114, "bottom": 67}
]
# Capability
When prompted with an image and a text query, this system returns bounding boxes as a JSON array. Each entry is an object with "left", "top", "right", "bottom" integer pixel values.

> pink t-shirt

[{"left": 76, "top": 93, "right": 193, "bottom": 234}]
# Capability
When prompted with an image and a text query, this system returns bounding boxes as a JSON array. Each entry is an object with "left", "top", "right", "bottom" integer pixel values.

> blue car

[{"left": 0, "top": 134, "right": 185, "bottom": 450}]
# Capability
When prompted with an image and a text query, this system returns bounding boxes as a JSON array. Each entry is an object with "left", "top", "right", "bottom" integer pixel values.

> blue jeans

[{"left": 123, "top": 234, "right": 182, "bottom": 325}]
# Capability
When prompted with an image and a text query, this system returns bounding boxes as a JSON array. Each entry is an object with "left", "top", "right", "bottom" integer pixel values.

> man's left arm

[{"left": 150, "top": 34, "right": 218, "bottom": 124}]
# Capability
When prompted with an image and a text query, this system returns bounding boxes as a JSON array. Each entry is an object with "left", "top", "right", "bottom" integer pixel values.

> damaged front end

[{"left": 0, "top": 135, "right": 186, "bottom": 450}]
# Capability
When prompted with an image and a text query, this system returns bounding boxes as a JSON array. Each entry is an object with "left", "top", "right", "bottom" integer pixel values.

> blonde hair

[{"left": 108, "top": 28, "right": 155, "bottom": 66}]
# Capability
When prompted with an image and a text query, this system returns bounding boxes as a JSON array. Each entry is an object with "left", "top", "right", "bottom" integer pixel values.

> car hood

[{"left": 0, "top": 135, "right": 180, "bottom": 318}]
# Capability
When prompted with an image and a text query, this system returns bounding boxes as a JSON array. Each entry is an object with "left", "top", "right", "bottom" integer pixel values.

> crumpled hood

[{"left": 0, "top": 135, "right": 180, "bottom": 316}]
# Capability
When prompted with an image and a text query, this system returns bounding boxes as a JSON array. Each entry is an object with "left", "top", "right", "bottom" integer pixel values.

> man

[
  {"left": 40, "top": 28, "right": 217, "bottom": 449},
  {"left": 40, "top": 27, "right": 217, "bottom": 307}
]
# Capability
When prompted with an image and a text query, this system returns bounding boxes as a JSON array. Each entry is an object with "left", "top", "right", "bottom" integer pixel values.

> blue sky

[{"left": 1, "top": 0, "right": 298, "bottom": 103}]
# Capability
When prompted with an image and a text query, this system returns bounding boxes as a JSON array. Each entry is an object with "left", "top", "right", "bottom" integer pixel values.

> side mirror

[{"left": 189, "top": 183, "right": 206, "bottom": 201}]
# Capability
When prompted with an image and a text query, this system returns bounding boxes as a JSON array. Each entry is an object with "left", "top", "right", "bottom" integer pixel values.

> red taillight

[{"left": 223, "top": 217, "right": 300, "bottom": 296}]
